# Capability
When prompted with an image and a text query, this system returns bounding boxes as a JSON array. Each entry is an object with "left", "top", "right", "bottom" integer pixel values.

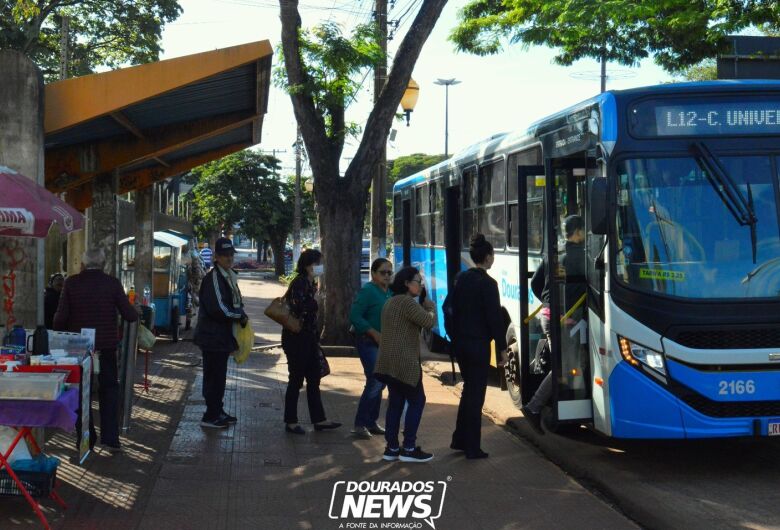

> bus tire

[
  {"left": 171, "top": 306, "right": 180, "bottom": 343},
  {"left": 505, "top": 326, "right": 522, "bottom": 410},
  {"left": 422, "top": 328, "right": 447, "bottom": 354}
]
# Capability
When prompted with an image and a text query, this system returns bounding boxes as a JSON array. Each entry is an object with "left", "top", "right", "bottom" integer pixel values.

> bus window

[
  {"left": 393, "top": 194, "right": 403, "bottom": 247},
  {"left": 415, "top": 184, "right": 431, "bottom": 245},
  {"left": 462, "top": 167, "right": 478, "bottom": 246},
  {"left": 431, "top": 179, "right": 445, "bottom": 246},
  {"left": 508, "top": 148, "right": 544, "bottom": 250},
  {"left": 467, "top": 161, "right": 506, "bottom": 248}
]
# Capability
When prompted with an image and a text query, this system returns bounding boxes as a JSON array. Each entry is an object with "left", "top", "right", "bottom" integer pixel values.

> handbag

[
  {"left": 264, "top": 296, "right": 302, "bottom": 333},
  {"left": 317, "top": 346, "right": 331, "bottom": 378}
]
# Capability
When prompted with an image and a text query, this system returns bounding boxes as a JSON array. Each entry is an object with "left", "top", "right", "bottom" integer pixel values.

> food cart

[{"left": 119, "top": 231, "right": 188, "bottom": 342}]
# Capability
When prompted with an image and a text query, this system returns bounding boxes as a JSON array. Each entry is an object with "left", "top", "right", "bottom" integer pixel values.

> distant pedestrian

[
  {"left": 44, "top": 272, "right": 64, "bottom": 329},
  {"left": 374, "top": 266, "right": 435, "bottom": 463},
  {"left": 450, "top": 234, "right": 507, "bottom": 459},
  {"left": 53, "top": 249, "right": 138, "bottom": 453},
  {"left": 194, "top": 237, "right": 247, "bottom": 429},
  {"left": 200, "top": 244, "right": 213, "bottom": 269},
  {"left": 282, "top": 249, "right": 341, "bottom": 435},
  {"left": 349, "top": 258, "right": 393, "bottom": 439}
]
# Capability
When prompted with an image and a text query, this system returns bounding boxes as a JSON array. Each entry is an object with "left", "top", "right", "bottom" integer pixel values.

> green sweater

[{"left": 349, "top": 282, "right": 392, "bottom": 335}]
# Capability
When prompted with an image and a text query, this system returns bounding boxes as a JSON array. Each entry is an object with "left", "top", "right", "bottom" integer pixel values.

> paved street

[{"left": 424, "top": 346, "right": 780, "bottom": 530}]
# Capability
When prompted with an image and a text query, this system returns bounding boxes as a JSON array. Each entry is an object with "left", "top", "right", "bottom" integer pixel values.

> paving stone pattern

[{"left": 0, "top": 277, "right": 635, "bottom": 530}]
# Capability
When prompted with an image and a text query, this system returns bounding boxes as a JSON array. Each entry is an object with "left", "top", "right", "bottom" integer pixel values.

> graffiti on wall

[{"left": 2, "top": 240, "right": 27, "bottom": 330}]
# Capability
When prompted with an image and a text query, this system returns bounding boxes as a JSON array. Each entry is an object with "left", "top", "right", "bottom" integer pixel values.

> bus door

[
  {"left": 515, "top": 164, "right": 547, "bottom": 406},
  {"left": 402, "top": 199, "right": 411, "bottom": 266},
  {"left": 544, "top": 158, "right": 592, "bottom": 424},
  {"left": 444, "top": 179, "right": 461, "bottom": 291}
]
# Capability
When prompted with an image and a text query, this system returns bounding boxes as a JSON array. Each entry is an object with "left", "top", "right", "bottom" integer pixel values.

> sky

[{"left": 160, "top": 0, "right": 676, "bottom": 175}]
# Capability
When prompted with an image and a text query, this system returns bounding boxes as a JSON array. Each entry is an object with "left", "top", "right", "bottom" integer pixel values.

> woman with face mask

[{"left": 282, "top": 249, "right": 341, "bottom": 434}]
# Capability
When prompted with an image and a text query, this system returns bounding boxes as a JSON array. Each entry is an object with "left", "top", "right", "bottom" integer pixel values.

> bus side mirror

[{"left": 589, "top": 178, "right": 608, "bottom": 235}]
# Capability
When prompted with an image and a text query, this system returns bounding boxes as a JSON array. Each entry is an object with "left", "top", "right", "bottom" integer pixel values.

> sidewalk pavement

[
  {"left": 135, "top": 278, "right": 635, "bottom": 530},
  {"left": 0, "top": 277, "right": 635, "bottom": 529}
]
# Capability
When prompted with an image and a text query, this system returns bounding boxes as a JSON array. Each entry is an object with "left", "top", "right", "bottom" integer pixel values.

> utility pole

[
  {"left": 59, "top": 16, "right": 69, "bottom": 80},
  {"left": 370, "top": 0, "right": 388, "bottom": 261},
  {"left": 293, "top": 127, "right": 303, "bottom": 265}
]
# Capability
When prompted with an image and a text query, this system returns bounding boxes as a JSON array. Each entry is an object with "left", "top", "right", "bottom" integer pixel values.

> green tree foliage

[
  {"left": 450, "top": 0, "right": 780, "bottom": 73},
  {"left": 274, "top": 21, "right": 383, "bottom": 153},
  {"left": 679, "top": 60, "right": 718, "bottom": 81},
  {"left": 2, "top": 0, "right": 182, "bottom": 81},
  {"left": 387, "top": 153, "right": 447, "bottom": 186},
  {"left": 278, "top": 0, "right": 447, "bottom": 344},
  {"left": 188, "top": 150, "right": 314, "bottom": 275}
]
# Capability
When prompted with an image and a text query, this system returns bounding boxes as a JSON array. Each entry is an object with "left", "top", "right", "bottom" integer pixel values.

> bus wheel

[
  {"left": 422, "top": 328, "right": 447, "bottom": 354},
  {"left": 171, "top": 306, "right": 180, "bottom": 343},
  {"left": 505, "top": 329, "right": 522, "bottom": 410}
]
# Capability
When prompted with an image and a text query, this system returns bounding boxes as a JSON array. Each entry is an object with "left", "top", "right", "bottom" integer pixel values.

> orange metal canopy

[{"left": 44, "top": 40, "right": 272, "bottom": 203}]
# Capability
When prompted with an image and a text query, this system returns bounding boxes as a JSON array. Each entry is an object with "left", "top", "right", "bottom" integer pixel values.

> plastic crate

[{"left": 0, "top": 468, "right": 56, "bottom": 497}]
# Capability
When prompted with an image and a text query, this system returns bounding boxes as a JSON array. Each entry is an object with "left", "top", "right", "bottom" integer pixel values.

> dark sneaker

[
  {"left": 368, "top": 424, "right": 386, "bottom": 435},
  {"left": 351, "top": 426, "right": 372, "bottom": 439},
  {"left": 382, "top": 446, "right": 400, "bottom": 462},
  {"left": 220, "top": 411, "right": 238, "bottom": 424},
  {"left": 522, "top": 406, "right": 545, "bottom": 435},
  {"left": 465, "top": 449, "right": 489, "bottom": 460},
  {"left": 201, "top": 417, "right": 230, "bottom": 429},
  {"left": 400, "top": 446, "right": 433, "bottom": 463}
]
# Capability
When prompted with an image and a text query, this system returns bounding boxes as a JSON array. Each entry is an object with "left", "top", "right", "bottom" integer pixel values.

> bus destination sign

[{"left": 630, "top": 98, "right": 780, "bottom": 137}]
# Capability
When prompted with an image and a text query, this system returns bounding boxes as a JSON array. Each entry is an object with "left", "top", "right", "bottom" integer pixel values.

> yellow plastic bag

[{"left": 232, "top": 321, "right": 254, "bottom": 364}]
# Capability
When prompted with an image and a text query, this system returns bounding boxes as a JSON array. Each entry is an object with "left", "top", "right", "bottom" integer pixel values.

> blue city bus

[{"left": 392, "top": 81, "right": 780, "bottom": 438}]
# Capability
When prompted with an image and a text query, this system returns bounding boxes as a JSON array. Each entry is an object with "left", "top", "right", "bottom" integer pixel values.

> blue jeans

[
  {"left": 354, "top": 338, "right": 386, "bottom": 428},
  {"left": 385, "top": 379, "right": 426, "bottom": 450}
]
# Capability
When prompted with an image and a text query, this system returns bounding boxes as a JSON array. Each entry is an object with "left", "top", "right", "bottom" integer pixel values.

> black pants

[
  {"left": 282, "top": 330, "right": 326, "bottom": 424},
  {"left": 452, "top": 340, "right": 490, "bottom": 453},
  {"left": 81, "top": 348, "right": 119, "bottom": 446},
  {"left": 202, "top": 350, "right": 230, "bottom": 421}
]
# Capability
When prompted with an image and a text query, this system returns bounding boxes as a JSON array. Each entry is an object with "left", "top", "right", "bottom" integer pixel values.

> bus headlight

[{"left": 618, "top": 336, "right": 667, "bottom": 381}]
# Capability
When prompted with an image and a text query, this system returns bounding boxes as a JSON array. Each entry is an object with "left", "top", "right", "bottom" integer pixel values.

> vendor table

[{"left": 0, "top": 387, "right": 77, "bottom": 529}]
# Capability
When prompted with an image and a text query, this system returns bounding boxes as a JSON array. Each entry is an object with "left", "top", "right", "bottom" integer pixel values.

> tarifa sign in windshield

[{"left": 329, "top": 480, "right": 448, "bottom": 529}]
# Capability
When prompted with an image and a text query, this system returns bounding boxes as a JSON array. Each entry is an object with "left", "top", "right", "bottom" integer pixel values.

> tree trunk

[
  {"left": 318, "top": 190, "right": 366, "bottom": 345},
  {"left": 269, "top": 235, "right": 287, "bottom": 277}
]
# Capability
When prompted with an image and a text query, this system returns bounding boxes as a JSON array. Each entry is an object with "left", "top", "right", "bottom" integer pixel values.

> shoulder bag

[{"left": 264, "top": 296, "right": 302, "bottom": 333}]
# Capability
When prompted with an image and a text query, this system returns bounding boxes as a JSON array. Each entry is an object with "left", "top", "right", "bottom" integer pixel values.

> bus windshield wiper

[{"left": 690, "top": 142, "right": 758, "bottom": 263}]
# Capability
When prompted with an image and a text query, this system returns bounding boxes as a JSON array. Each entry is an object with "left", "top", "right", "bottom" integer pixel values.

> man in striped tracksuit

[{"left": 194, "top": 238, "right": 248, "bottom": 428}]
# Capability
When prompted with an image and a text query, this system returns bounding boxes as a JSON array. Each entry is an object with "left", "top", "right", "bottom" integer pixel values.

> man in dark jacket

[
  {"left": 54, "top": 248, "right": 138, "bottom": 452},
  {"left": 194, "top": 237, "right": 248, "bottom": 429}
]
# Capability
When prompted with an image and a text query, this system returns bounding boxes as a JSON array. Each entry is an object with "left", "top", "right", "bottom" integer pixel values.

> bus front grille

[
  {"left": 671, "top": 327, "right": 780, "bottom": 350},
  {"left": 678, "top": 392, "right": 780, "bottom": 418}
]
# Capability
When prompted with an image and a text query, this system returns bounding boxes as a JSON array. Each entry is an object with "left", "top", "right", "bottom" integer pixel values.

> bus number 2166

[{"left": 718, "top": 380, "right": 756, "bottom": 395}]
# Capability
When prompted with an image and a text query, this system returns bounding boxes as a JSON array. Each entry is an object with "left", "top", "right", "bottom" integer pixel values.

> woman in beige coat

[{"left": 374, "top": 266, "right": 435, "bottom": 463}]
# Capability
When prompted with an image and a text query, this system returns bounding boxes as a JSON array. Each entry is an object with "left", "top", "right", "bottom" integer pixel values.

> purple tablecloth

[{"left": 0, "top": 388, "right": 79, "bottom": 431}]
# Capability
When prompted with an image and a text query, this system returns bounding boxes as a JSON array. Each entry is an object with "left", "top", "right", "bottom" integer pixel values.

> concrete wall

[{"left": 0, "top": 50, "right": 45, "bottom": 330}]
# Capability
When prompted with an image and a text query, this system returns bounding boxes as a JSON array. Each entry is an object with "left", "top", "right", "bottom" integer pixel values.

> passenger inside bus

[{"left": 522, "top": 215, "right": 586, "bottom": 435}]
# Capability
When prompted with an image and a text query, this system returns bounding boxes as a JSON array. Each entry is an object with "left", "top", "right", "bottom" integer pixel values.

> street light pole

[{"left": 434, "top": 78, "right": 461, "bottom": 157}]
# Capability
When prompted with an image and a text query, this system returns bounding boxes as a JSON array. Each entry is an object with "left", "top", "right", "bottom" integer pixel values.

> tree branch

[
  {"left": 279, "top": 0, "right": 335, "bottom": 182},
  {"left": 345, "top": 0, "right": 448, "bottom": 196}
]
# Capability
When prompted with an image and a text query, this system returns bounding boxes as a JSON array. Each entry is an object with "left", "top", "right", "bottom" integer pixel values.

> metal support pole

[
  {"left": 119, "top": 320, "right": 138, "bottom": 433},
  {"left": 293, "top": 127, "right": 302, "bottom": 265},
  {"left": 444, "top": 85, "right": 449, "bottom": 158}
]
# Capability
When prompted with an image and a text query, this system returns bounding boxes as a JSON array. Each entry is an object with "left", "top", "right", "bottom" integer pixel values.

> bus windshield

[{"left": 614, "top": 155, "right": 780, "bottom": 299}]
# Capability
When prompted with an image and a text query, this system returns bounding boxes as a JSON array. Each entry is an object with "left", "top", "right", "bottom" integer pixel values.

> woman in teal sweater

[{"left": 349, "top": 258, "right": 393, "bottom": 438}]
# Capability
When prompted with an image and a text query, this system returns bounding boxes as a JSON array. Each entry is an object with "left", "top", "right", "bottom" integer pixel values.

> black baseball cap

[{"left": 215, "top": 237, "right": 236, "bottom": 256}]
